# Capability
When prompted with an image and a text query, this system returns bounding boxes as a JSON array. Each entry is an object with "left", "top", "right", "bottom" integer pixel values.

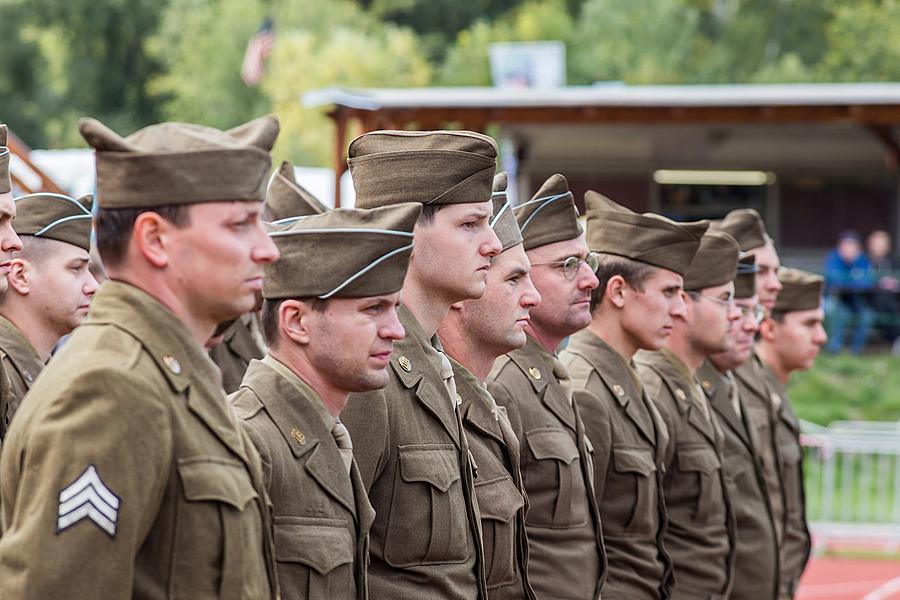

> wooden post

[{"left": 331, "top": 109, "right": 348, "bottom": 208}]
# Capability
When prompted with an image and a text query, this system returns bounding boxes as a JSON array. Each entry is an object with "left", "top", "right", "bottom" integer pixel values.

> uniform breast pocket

[
  {"left": 778, "top": 439, "right": 804, "bottom": 515},
  {"left": 611, "top": 446, "right": 658, "bottom": 535},
  {"left": 474, "top": 475, "right": 525, "bottom": 588},
  {"left": 675, "top": 447, "right": 725, "bottom": 525},
  {"left": 384, "top": 444, "right": 470, "bottom": 567},
  {"left": 524, "top": 428, "right": 588, "bottom": 529},
  {"left": 273, "top": 516, "right": 355, "bottom": 600},
  {"left": 175, "top": 456, "right": 262, "bottom": 598}
]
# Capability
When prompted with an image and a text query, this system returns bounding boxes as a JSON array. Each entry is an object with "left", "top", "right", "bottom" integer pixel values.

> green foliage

[{"left": 788, "top": 354, "right": 900, "bottom": 425}]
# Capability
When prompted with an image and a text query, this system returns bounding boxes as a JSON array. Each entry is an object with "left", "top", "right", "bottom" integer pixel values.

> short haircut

[
  {"left": 768, "top": 309, "right": 786, "bottom": 323},
  {"left": 260, "top": 297, "right": 329, "bottom": 347},
  {"left": 17, "top": 235, "right": 64, "bottom": 265},
  {"left": 96, "top": 205, "right": 192, "bottom": 268},
  {"left": 590, "top": 253, "right": 658, "bottom": 312},
  {"left": 417, "top": 203, "right": 444, "bottom": 225}
]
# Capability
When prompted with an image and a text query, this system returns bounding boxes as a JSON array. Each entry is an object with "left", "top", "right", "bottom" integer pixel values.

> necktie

[
  {"left": 436, "top": 349, "right": 459, "bottom": 409},
  {"left": 332, "top": 419, "right": 354, "bottom": 474},
  {"left": 693, "top": 383, "right": 712, "bottom": 423},
  {"left": 725, "top": 373, "right": 743, "bottom": 418},
  {"left": 552, "top": 355, "right": 574, "bottom": 406}
]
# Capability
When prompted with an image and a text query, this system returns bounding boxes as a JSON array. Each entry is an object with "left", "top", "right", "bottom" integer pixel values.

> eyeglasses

[
  {"left": 531, "top": 252, "right": 601, "bottom": 281},
  {"left": 738, "top": 304, "right": 767, "bottom": 323},
  {"left": 687, "top": 289, "right": 735, "bottom": 308}
]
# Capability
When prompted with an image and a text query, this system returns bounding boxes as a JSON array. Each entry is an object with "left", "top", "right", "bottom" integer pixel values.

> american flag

[{"left": 241, "top": 18, "right": 275, "bottom": 87}]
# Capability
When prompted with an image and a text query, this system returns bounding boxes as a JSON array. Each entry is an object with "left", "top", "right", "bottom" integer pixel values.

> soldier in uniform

[
  {"left": 712, "top": 210, "right": 788, "bottom": 565},
  {"left": 756, "top": 268, "right": 826, "bottom": 599},
  {"left": 697, "top": 255, "right": 781, "bottom": 600},
  {"left": 209, "top": 161, "right": 326, "bottom": 393},
  {"left": 562, "top": 191, "right": 708, "bottom": 599},
  {"left": 0, "top": 192, "right": 98, "bottom": 434},
  {"left": 0, "top": 116, "right": 281, "bottom": 598},
  {"left": 487, "top": 174, "right": 607, "bottom": 600},
  {"left": 231, "top": 203, "right": 419, "bottom": 600},
  {"left": 636, "top": 230, "right": 741, "bottom": 600},
  {"left": 0, "top": 123, "right": 25, "bottom": 448},
  {"left": 437, "top": 173, "right": 540, "bottom": 600},
  {"left": 340, "top": 130, "right": 502, "bottom": 600}
]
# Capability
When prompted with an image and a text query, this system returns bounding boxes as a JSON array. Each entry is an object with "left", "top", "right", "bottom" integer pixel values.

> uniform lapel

[
  {"left": 0, "top": 315, "right": 44, "bottom": 390},
  {"left": 453, "top": 359, "right": 505, "bottom": 446},
  {"left": 734, "top": 352, "right": 771, "bottom": 405},
  {"left": 698, "top": 360, "right": 752, "bottom": 451},
  {"left": 511, "top": 337, "right": 576, "bottom": 432}
]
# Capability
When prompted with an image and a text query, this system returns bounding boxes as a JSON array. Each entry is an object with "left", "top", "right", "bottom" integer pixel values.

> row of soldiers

[{"left": 0, "top": 118, "right": 824, "bottom": 600}]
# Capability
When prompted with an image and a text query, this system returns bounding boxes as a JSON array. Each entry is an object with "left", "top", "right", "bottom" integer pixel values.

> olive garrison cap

[
  {"left": 734, "top": 254, "right": 758, "bottom": 299},
  {"left": 583, "top": 191, "right": 708, "bottom": 277},
  {"left": 265, "top": 161, "right": 328, "bottom": 221},
  {"left": 774, "top": 268, "right": 824, "bottom": 312},
  {"left": 683, "top": 230, "right": 740, "bottom": 291},
  {"left": 515, "top": 174, "right": 582, "bottom": 251},
  {"left": 348, "top": 130, "right": 497, "bottom": 209},
  {"left": 264, "top": 202, "right": 421, "bottom": 300},
  {"left": 79, "top": 115, "right": 280, "bottom": 209},
  {"left": 13, "top": 193, "right": 94, "bottom": 252},
  {"left": 710, "top": 208, "right": 767, "bottom": 252},
  {"left": 0, "top": 124, "right": 10, "bottom": 194},
  {"left": 492, "top": 172, "right": 523, "bottom": 252}
]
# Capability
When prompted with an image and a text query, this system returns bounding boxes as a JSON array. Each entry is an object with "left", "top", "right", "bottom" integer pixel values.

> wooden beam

[
  {"left": 866, "top": 124, "right": 900, "bottom": 170},
  {"left": 328, "top": 108, "right": 349, "bottom": 208}
]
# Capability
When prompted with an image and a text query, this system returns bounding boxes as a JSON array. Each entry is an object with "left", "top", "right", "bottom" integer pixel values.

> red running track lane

[{"left": 797, "top": 556, "right": 900, "bottom": 600}]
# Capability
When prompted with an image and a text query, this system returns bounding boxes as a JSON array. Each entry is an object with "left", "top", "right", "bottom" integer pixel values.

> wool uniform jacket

[
  {"left": 0, "top": 314, "right": 44, "bottom": 444},
  {"left": 488, "top": 336, "right": 607, "bottom": 600},
  {"left": 341, "top": 305, "right": 487, "bottom": 600},
  {"left": 231, "top": 356, "right": 375, "bottom": 600},
  {"left": 697, "top": 359, "right": 780, "bottom": 600},
  {"left": 0, "top": 281, "right": 278, "bottom": 599},
  {"left": 561, "top": 330, "right": 674, "bottom": 600},
  {"left": 209, "top": 312, "right": 266, "bottom": 394}
]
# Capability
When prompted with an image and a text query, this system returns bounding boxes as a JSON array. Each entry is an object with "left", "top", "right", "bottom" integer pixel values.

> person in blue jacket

[{"left": 823, "top": 230, "right": 876, "bottom": 354}]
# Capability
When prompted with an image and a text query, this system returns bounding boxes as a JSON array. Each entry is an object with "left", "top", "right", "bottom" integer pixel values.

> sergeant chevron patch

[{"left": 56, "top": 465, "right": 120, "bottom": 538}]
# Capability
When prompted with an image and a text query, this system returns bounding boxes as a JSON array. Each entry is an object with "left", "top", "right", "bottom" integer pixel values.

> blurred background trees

[{"left": 3, "top": 0, "right": 900, "bottom": 164}]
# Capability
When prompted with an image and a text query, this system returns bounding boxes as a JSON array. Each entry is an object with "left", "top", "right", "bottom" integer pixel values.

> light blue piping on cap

[
  {"left": 14, "top": 192, "right": 92, "bottom": 215},
  {"left": 32, "top": 213, "right": 93, "bottom": 237},
  {"left": 270, "top": 227, "right": 414, "bottom": 238},
  {"left": 518, "top": 192, "right": 569, "bottom": 233},
  {"left": 318, "top": 242, "right": 414, "bottom": 299},
  {"left": 490, "top": 200, "right": 512, "bottom": 229}
]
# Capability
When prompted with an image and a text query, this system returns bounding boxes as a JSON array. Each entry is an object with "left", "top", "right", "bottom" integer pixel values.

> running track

[{"left": 797, "top": 556, "right": 900, "bottom": 600}]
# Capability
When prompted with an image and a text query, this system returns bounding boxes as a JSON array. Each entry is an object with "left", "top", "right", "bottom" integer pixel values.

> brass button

[
  {"left": 291, "top": 428, "right": 306, "bottom": 445},
  {"left": 675, "top": 389, "right": 687, "bottom": 401},
  {"left": 456, "top": 394, "right": 462, "bottom": 406},
  {"left": 701, "top": 380, "right": 712, "bottom": 391},
  {"left": 398, "top": 356, "right": 412, "bottom": 372},
  {"left": 612, "top": 383, "right": 625, "bottom": 397},
  {"left": 528, "top": 367, "right": 542, "bottom": 380},
  {"left": 163, "top": 355, "right": 181, "bottom": 375}
]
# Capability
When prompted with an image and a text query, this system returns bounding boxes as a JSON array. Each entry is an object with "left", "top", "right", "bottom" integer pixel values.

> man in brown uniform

[
  {"left": 636, "top": 230, "right": 741, "bottom": 600},
  {"left": 0, "top": 116, "right": 281, "bottom": 598},
  {"left": 232, "top": 203, "right": 419, "bottom": 599},
  {"left": 209, "top": 161, "right": 326, "bottom": 392},
  {"left": 0, "top": 124, "right": 25, "bottom": 450},
  {"left": 562, "top": 191, "right": 708, "bottom": 599},
  {"left": 757, "top": 268, "right": 826, "bottom": 599},
  {"left": 0, "top": 192, "right": 98, "bottom": 433},
  {"left": 712, "top": 210, "right": 787, "bottom": 560},
  {"left": 488, "top": 174, "right": 606, "bottom": 600},
  {"left": 340, "top": 130, "right": 502, "bottom": 600},
  {"left": 438, "top": 173, "right": 540, "bottom": 600},
  {"left": 697, "top": 255, "right": 780, "bottom": 600}
]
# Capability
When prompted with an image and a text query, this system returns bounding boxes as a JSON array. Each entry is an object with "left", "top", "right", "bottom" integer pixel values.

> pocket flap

[
  {"left": 613, "top": 447, "right": 656, "bottom": 476},
  {"left": 399, "top": 446, "right": 460, "bottom": 493},
  {"left": 178, "top": 457, "right": 258, "bottom": 509},
  {"left": 677, "top": 448, "right": 721, "bottom": 474},
  {"left": 779, "top": 439, "right": 802, "bottom": 465},
  {"left": 527, "top": 429, "right": 579, "bottom": 464},
  {"left": 274, "top": 520, "right": 354, "bottom": 574},
  {"left": 475, "top": 476, "right": 525, "bottom": 523}
]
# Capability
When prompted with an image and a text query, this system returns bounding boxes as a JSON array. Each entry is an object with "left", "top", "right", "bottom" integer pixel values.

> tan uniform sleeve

[{"left": 0, "top": 364, "right": 172, "bottom": 599}]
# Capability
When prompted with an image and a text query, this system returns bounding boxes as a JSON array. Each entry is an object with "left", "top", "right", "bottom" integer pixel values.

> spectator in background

[
  {"left": 866, "top": 230, "right": 900, "bottom": 353},
  {"left": 824, "top": 230, "right": 876, "bottom": 354}
]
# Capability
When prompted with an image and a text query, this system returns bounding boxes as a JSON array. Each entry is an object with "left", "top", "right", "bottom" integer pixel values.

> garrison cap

[
  {"left": 515, "top": 174, "right": 582, "bottom": 251},
  {"left": 683, "top": 230, "right": 740, "bottom": 291},
  {"left": 710, "top": 208, "right": 767, "bottom": 252},
  {"left": 13, "top": 193, "right": 94, "bottom": 252},
  {"left": 774, "top": 268, "right": 824, "bottom": 312},
  {"left": 583, "top": 190, "right": 708, "bottom": 276},
  {"left": 79, "top": 115, "right": 280, "bottom": 209},
  {"left": 0, "top": 124, "right": 9, "bottom": 194},
  {"left": 265, "top": 161, "right": 328, "bottom": 221},
  {"left": 348, "top": 130, "right": 497, "bottom": 209},
  {"left": 264, "top": 202, "right": 421, "bottom": 300},
  {"left": 492, "top": 172, "right": 523, "bottom": 252},
  {"left": 734, "top": 254, "right": 758, "bottom": 299}
]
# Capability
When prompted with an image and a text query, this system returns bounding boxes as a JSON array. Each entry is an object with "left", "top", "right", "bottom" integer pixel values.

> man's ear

[
  {"left": 605, "top": 275, "right": 626, "bottom": 309},
  {"left": 279, "top": 299, "right": 313, "bottom": 345},
  {"left": 132, "top": 212, "right": 173, "bottom": 269},
  {"left": 7, "top": 258, "right": 31, "bottom": 296},
  {"left": 759, "top": 317, "right": 777, "bottom": 342}
]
